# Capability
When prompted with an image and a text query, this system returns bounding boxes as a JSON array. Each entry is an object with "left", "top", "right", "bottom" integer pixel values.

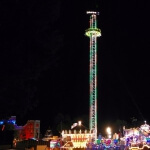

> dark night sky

[{"left": 0, "top": 0, "right": 150, "bottom": 134}]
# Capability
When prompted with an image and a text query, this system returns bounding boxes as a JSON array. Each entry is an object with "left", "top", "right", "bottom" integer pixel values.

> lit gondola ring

[{"left": 85, "top": 28, "right": 101, "bottom": 37}]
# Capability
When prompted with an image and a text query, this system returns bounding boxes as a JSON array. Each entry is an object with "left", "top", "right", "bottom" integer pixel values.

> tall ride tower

[{"left": 85, "top": 11, "right": 101, "bottom": 142}]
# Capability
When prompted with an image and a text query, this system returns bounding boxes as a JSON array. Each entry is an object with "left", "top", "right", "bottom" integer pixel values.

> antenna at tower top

[{"left": 86, "top": 11, "right": 99, "bottom": 15}]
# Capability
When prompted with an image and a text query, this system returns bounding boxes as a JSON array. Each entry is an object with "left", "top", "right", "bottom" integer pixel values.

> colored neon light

[
  {"left": 0, "top": 121, "right": 4, "bottom": 125},
  {"left": 85, "top": 11, "right": 101, "bottom": 142}
]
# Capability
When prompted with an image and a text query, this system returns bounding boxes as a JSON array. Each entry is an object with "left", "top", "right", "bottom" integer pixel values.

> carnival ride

[{"left": 91, "top": 121, "right": 150, "bottom": 150}]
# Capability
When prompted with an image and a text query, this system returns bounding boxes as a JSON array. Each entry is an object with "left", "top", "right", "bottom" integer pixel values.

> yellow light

[
  {"left": 85, "top": 28, "right": 101, "bottom": 37},
  {"left": 78, "top": 121, "right": 82, "bottom": 126},
  {"left": 106, "top": 127, "right": 111, "bottom": 134}
]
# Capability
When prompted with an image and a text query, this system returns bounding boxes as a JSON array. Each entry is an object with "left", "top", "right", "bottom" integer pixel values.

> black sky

[{"left": 0, "top": 0, "right": 150, "bottom": 134}]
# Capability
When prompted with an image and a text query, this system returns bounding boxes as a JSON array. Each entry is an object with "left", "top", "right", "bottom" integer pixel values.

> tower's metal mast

[{"left": 85, "top": 11, "right": 101, "bottom": 142}]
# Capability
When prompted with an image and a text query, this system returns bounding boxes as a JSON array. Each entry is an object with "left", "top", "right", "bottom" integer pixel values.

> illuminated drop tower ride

[{"left": 85, "top": 11, "right": 101, "bottom": 142}]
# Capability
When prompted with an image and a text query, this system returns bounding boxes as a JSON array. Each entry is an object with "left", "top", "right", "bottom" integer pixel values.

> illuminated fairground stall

[
  {"left": 95, "top": 121, "right": 150, "bottom": 150},
  {"left": 121, "top": 121, "right": 150, "bottom": 149},
  {"left": 61, "top": 121, "right": 94, "bottom": 149}
]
